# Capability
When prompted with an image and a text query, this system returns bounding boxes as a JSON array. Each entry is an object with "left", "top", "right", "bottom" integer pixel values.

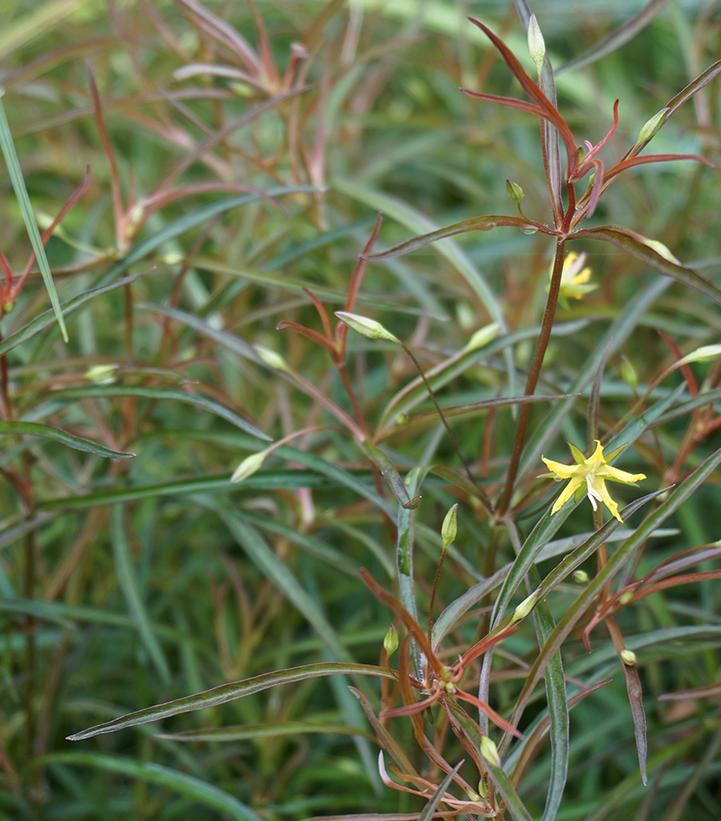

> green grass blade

[
  {"left": 156, "top": 719, "right": 374, "bottom": 743},
  {"left": 0, "top": 420, "right": 133, "bottom": 459},
  {"left": 66, "top": 662, "right": 393, "bottom": 741},
  {"left": 0, "top": 274, "right": 138, "bottom": 356},
  {"left": 42, "top": 753, "right": 261, "bottom": 821},
  {"left": 0, "top": 95, "right": 68, "bottom": 340},
  {"left": 110, "top": 505, "right": 170, "bottom": 683},
  {"left": 418, "top": 760, "right": 464, "bottom": 820},
  {"left": 45, "top": 385, "right": 270, "bottom": 442}
]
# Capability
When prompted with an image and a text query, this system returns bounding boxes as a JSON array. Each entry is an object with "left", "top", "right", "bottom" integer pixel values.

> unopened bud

[
  {"left": 335, "top": 311, "right": 400, "bottom": 345},
  {"left": 464, "top": 322, "right": 499, "bottom": 353},
  {"left": 480, "top": 736, "right": 501, "bottom": 768},
  {"left": 230, "top": 449, "right": 268, "bottom": 483},
  {"left": 620, "top": 648, "right": 638, "bottom": 667},
  {"left": 506, "top": 178, "right": 524, "bottom": 203},
  {"left": 255, "top": 345, "right": 289, "bottom": 372},
  {"left": 527, "top": 14, "right": 546, "bottom": 74},
  {"left": 643, "top": 238, "right": 680, "bottom": 265},
  {"left": 572, "top": 569, "right": 589, "bottom": 584},
  {"left": 678, "top": 344, "right": 721, "bottom": 367},
  {"left": 84, "top": 363, "right": 118, "bottom": 384},
  {"left": 620, "top": 356, "right": 638, "bottom": 391},
  {"left": 441, "top": 503, "right": 458, "bottom": 550},
  {"left": 637, "top": 107, "right": 668, "bottom": 146},
  {"left": 619, "top": 590, "right": 634, "bottom": 605},
  {"left": 512, "top": 589, "right": 540, "bottom": 623},
  {"left": 383, "top": 624, "right": 399, "bottom": 656}
]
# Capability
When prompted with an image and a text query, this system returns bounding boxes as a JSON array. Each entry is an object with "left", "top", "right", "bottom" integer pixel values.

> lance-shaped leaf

[
  {"left": 0, "top": 421, "right": 133, "bottom": 459},
  {"left": 557, "top": 0, "right": 671, "bottom": 75},
  {"left": 572, "top": 225, "right": 721, "bottom": 306},
  {"left": 418, "top": 760, "right": 464, "bottom": 821},
  {"left": 366, "top": 214, "right": 553, "bottom": 263},
  {"left": 466, "top": 17, "right": 578, "bottom": 169},
  {"left": 66, "top": 662, "right": 393, "bottom": 741},
  {"left": 46, "top": 384, "right": 270, "bottom": 442}
]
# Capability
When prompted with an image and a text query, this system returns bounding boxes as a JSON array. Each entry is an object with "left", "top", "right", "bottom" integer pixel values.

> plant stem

[
  {"left": 401, "top": 343, "right": 493, "bottom": 516},
  {"left": 497, "top": 240, "right": 566, "bottom": 514}
]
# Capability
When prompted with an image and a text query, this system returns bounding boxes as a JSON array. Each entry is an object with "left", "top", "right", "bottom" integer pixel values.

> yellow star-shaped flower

[
  {"left": 556, "top": 251, "right": 596, "bottom": 305},
  {"left": 541, "top": 440, "right": 646, "bottom": 522}
]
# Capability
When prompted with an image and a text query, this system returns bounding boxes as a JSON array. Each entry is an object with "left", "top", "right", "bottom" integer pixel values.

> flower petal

[
  {"left": 596, "top": 478, "right": 623, "bottom": 522},
  {"left": 551, "top": 476, "right": 582, "bottom": 514},
  {"left": 542, "top": 456, "right": 579, "bottom": 479},
  {"left": 600, "top": 464, "right": 646, "bottom": 485}
]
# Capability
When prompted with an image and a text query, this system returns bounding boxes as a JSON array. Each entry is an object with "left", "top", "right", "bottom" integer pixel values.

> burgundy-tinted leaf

[{"left": 572, "top": 225, "right": 721, "bottom": 307}]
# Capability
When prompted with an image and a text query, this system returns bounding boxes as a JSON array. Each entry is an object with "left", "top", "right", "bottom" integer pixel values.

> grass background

[{"left": 1, "top": 1, "right": 720, "bottom": 818}]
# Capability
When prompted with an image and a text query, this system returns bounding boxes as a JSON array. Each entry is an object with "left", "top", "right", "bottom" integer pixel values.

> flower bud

[
  {"left": 572, "top": 569, "right": 589, "bottom": 584},
  {"left": 678, "top": 344, "right": 721, "bottom": 367},
  {"left": 383, "top": 624, "right": 399, "bottom": 656},
  {"left": 255, "top": 345, "right": 289, "bottom": 372},
  {"left": 84, "top": 363, "right": 118, "bottom": 385},
  {"left": 506, "top": 178, "right": 524, "bottom": 204},
  {"left": 463, "top": 322, "right": 500, "bottom": 353},
  {"left": 511, "top": 589, "right": 540, "bottom": 623},
  {"left": 619, "top": 590, "right": 634, "bottom": 605},
  {"left": 441, "top": 503, "right": 458, "bottom": 550},
  {"left": 636, "top": 107, "right": 668, "bottom": 146},
  {"left": 643, "top": 238, "right": 680, "bottom": 264},
  {"left": 335, "top": 311, "right": 400, "bottom": 345},
  {"left": 480, "top": 735, "right": 501, "bottom": 768},
  {"left": 620, "top": 648, "right": 638, "bottom": 667},
  {"left": 620, "top": 356, "right": 638, "bottom": 391},
  {"left": 230, "top": 449, "right": 268, "bottom": 483},
  {"left": 527, "top": 14, "right": 546, "bottom": 74}
]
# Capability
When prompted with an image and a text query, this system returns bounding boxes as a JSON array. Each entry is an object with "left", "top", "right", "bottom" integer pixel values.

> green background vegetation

[{"left": 1, "top": 1, "right": 720, "bottom": 819}]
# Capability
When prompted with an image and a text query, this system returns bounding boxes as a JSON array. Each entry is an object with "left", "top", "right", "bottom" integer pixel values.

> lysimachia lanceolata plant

[{"left": 60, "top": 10, "right": 721, "bottom": 820}]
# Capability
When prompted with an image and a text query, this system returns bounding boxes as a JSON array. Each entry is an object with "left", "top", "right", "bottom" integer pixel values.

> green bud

[
  {"left": 620, "top": 356, "right": 638, "bottom": 391},
  {"left": 637, "top": 107, "right": 668, "bottom": 146},
  {"left": 527, "top": 14, "right": 546, "bottom": 74},
  {"left": 394, "top": 412, "right": 409, "bottom": 426},
  {"left": 335, "top": 311, "right": 401, "bottom": 345},
  {"left": 643, "top": 238, "right": 680, "bottom": 264},
  {"left": 162, "top": 251, "right": 184, "bottom": 266},
  {"left": 620, "top": 648, "right": 638, "bottom": 667},
  {"left": 478, "top": 778, "right": 489, "bottom": 799},
  {"left": 2, "top": 299, "right": 15, "bottom": 314},
  {"left": 480, "top": 735, "right": 501, "bottom": 768},
  {"left": 619, "top": 590, "right": 634, "bottom": 605},
  {"left": 230, "top": 449, "right": 268, "bottom": 483},
  {"left": 512, "top": 589, "right": 540, "bottom": 623},
  {"left": 678, "top": 344, "right": 721, "bottom": 367},
  {"left": 84, "top": 363, "right": 118, "bottom": 384},
  {"left": 506, "top": 178, "right": 525, "bottom": 203},
  {"left": 255, "top": 345, "right": 289, "bottom": 372},
  {"left": 441, "top": 503, "right": 458, "bottom": 550},
  {"left": 572, "top": 569, "right": 589, "bottom": 584},
  {"left": 383, "top": 624, "right": 399, "bottom": 656},
  {"left": 463, "top": 322, "right": 500, "bottom": 353}
]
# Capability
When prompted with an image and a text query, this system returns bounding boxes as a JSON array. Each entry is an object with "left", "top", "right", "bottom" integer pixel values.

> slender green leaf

[
  {"left": 0, "top": 275, "right": 138, "bottom": 356},
  {"left": 0, "top": 420, "right": 133, "bottom": 459},
  {"left": 111, "top": 505, "right": 170, "bottom": 683},
  {"left": 67, "top": 662, "right": 393, "bottom": 741},
  {"left": 156, "top": 719, "right": 374, "bottom": 743},
  {"left": 418, "top": 760, "right": 464, "bottom": 821},
  {"left": 0, "top": 95, "right": 67, "bottom": 340},
  {"left": 45, "top": 385, "right": 270, "bottom": 442},
  {"left": 42, "top": 753, "right": 261, "bottom": 821}
]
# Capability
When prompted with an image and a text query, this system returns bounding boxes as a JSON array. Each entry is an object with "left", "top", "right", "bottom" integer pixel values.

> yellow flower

[
  {"left": 555, "top": 251, "right": 596, "bottom": 305},
  {"left": 541, "top": 440, "right": 646, "bottom": 522}
]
